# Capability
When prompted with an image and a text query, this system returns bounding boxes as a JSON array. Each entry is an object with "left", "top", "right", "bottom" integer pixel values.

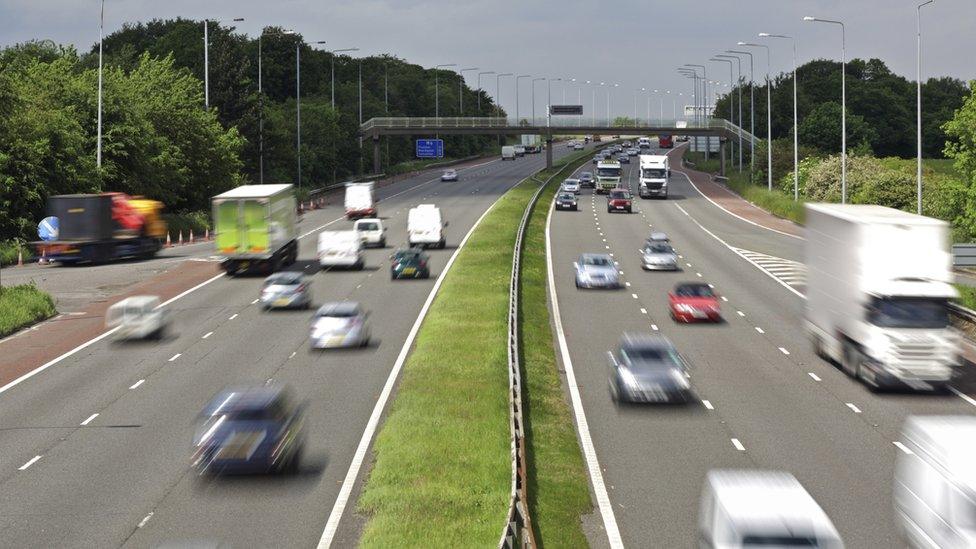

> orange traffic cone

[
  {"left": 205, "top": 228, "right": 210, "bottom": 240},
  {"left": 189, "top": 230, "right": 194, "bottom": 244},
  {"left": 178, "top": 231, "right": 184, "bottom": 245},
  {"left": 165, "top": 232, "right": 172, "bottom": 247},
  {"left": 17, "top": 249, "right": 23, "bottom": 266}
]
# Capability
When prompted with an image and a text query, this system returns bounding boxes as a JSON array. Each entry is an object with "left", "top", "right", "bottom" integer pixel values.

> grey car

[
  {"left": 260, "top": 272, "right": 312, "bottom": 310},
  {"left": 560, "top": 179, "right": 581, "bottom": 195},
  {"left": 310, "top": 301, "right": 371, "bottom": 349},
  {"left": 608, "top": 333, "right": 693, "bottom": 404},
  {"left": 641, "top": 241, "right": 679, "bottom": 271},
  {"left": 574, "top": 253, "right": 621, "bottom": 289},
  {"left": 617, "top": 154, "right": 630, "bottom": 164},
  {"left": 578, "top": 172, "right": 595, "bottom": 188}
]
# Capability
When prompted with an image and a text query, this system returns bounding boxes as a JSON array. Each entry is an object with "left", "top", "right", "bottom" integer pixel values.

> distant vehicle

[
  {"left": 607, "top": 189, "right": 633, "bottom": 213},
  {"left": 521, "top": 134, "right": 542, "bottom": 153},
  {"left": 895, "top": 415, "right": 976, "bottom": 549},
  {"left": 658, "top": 135, "right": 674, "bottom": 148},
  {"left": 627, "top": 148, "right": 639, "bottom": 156},
  {"left": 560, "top": 179, "right": 581, "bottom": 195},
  {"left": 391, "top": 247, "right": 431, "bottom": 279},
  {"left": 317, "top": 230, "right": 365, "bottom": 270},
  {"left": 567, "top": 140, "right": 577, "bottom": 148},
  {"left": 639, "top": 154, "right": 670, "bottom": 199},
  {"left": 617, "top": 153, "right": 630, "bottom": 164},
  {"left": 407, "top": 204, "right": 447, "bottom": 248},
  {"left": 260, "top": 271, "right": 312, "bottom": 310},
  {"left": 555, "top": 193, "right": 578, "bottom": 211},
  {"left": 105, "top": 295, "right": 167, "bottom": 340},
  {"left": 584, "top": 135, "right": 591, "bottom": 143},
  {"left": 344, "top": 182, "right": 377, "bottom": 220},
  {"left": 592, "top": 154, "right": 602, "bottom": 164},
  {"left": 601, "top": 151, "right": 613, "bottom": 160},
  {"left": 573, "top": 142, "right": 584, "bottom": 151},
  {"left": 441, "top": 169, "right": 458, "bottom": 182},
  {"left": 310, "top": 301, "right": 371, "bottom": 349},
  {"left": 805, "top": 204, "right": 958, "bottom": 392},
  {"left": 699, "top": 470, "right": 844, "bottom": 549},
  {"left": 608, "top": 333, "right": 692, "bottom": 404},
  {"left": 574, "top": 253, "right": 621, "bottom": 289},
  {"left": 513, "top": 144, "right": 526, "bottom": 157},
  {"left": 578, "top": 172, "right": 596, "bottom": 188},
  {"left": 622, "top": 141, "right": 632, "bottom": 148},
  {"left": 669, "top": 282, "right": 721, "bottom": 322},
  {"left": 354, "top": 218, "right": 387, "bottom": 248},
  {"left": 192, "top": 385, "right": 305, "bottom": 475},
  {"left": 595, "top": 160, "right": 623, "bottom": 193},
  {"left": 638, "top": 137, "right": 652, "bottom": 149},
  {"left": 641, "top": 241, "right": 678, "bottom": 271},
  {"left": 501, "top": 146, "right": 516, "bottom": 160},
  {"left": 613, "top": 144, "right": 623, "bottom": 153},
  {"left": 212, "top": 184, "right": 298, "bottom": 275},
  {"left": 646, "top": 231, "right": 670, "bottom": 244}
]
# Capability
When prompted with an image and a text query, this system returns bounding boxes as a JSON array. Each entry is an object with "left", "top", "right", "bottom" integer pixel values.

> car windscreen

[
  {"left": 581, "top": 256, "right": 612, "bottom": 267},
  {"left": 357, "top": 222, "right": 379, "bottom": 231},
  {"left": 867, "top": 297, "right": 949, "bottom": 329},
  {"left": 265, "top": 274, "right": 302, "bottom": 286},
  {"left": 580, "top": 172, "right": 593, "bottom": 179},
  {"left": 675, "top": 285, "right": 714, "bottom": 297},
  {"left": 609, "top": 191, "right": 630, "bottom": 199},
  {"left": 642, "top": 168, "right": 667, "bottom": 178},
  {"left": 646, "top": 244, "right": 674, "bottom": 254},
  {"left": 557, "top": 194, "right": 575, "bottom": 200},
  {"left": 597, "top": 168, "right": 622, "bottom": 177},
  {"left": 318, "top": 307, "right": 359, "bottom": 318}
]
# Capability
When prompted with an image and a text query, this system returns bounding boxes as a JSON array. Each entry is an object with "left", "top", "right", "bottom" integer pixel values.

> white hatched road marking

[{"left": 730, "top": 247, "right": 806, "bottom": 290}]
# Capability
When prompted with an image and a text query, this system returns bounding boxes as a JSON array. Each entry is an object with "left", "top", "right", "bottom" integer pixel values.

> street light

[
  {"left": 684, "top": 64, "right": 708, "bottom": 158},
  {"left": 204, "top": 17, "right": 244, "bottom": 108},
  {"left": 711, "top": 57, "right": 736, "bottom": 169},
  {"left": 434, "top": 63, "right": 457, "bottom": 118},
  {"left": 804, "top": 16, "right": 846, "bottom": 203},
  {"left": 495, "top": 73, "right": 513, "bottom": 119},
  {"left": 477, "top": 71, "right": 495, "bottom": 115},
  {"left": 760, "top": 33, "right": 798, "bottom": 200},
  {"left": 727, "top": 50, "right": 756, "bottom": 173},
  {"left": 459, "top": 67, "right": 478, "bottom": 116},
  {"left": 548, "top": 78, "right": 562, "bottom": 127},
  {"left": 717, "top": 54, "right": 744, "bottom": 172},
  {"left": 606, "top": 83, "right": 618, "bottom": 127},
  {"left": 256, "top": 29, "right": 298, "bottom": 184},
  {"left": 330, "top": 48, "right": 359, "bottom": 108},
  {"left": 97, "top": 0, "right": 105, "bottom": 168},
  {"left": 515, "top": 75, "right": 531, "bottom": 125},
  {"left": 915, "top": 1, "right": 935, "bottom": 214},
  {"left": 297, "top": 38, "right": 325, "bottom": 191},
  {"left": 532, "top": 77, "right": 545, "bottom": 125},
  {"left": 739, "top": 42, "right": 773, "bottom": 191}
]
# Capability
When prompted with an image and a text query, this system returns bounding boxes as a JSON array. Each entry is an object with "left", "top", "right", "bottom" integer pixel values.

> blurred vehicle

[
  {"left": 639, "top": 154, "right": 670, "bottom": 199},
  {"left": 596, "top": 160, "right": 623, "bottom": 193},
  {"left": 391, "top": 247, "right": 431, "bottom": 279},
  {"left": 613, "top": 144, "right": 623, "bottom": 153},
  {"left": 567, "top": 140, "right": 578, "bottom": 148},
  {"left": 212, "top": 184, "right": 298, "bottom": 275},
  {"left": 561, "top": 179, "right": 581, "bottom": 195},
  {"left": 699, "top": 470, "right": 844, "bottom": 549},
  {"left": 627, "top": 148, "right": 640, "bottom": 156},
  {"left": 617, "top": 153, "right": 630, "bottom": 164},
  {"left": 584, "top": 135, "right": 591, "bottom": 143},
  {"left": 502, "top": 146, "right": 516, "bottom": 160},
  {"left": 441, "top": 169, "right": 458, "bottom": 182},
  {"left": 607, "top": 189, "right": 633, "bottom": 213},
  {"left": 645, "top": 231, "right": 670, "bottom": 245},
  {"left": 658, "top": 134, "right": 674, "bottom": 148},
  {"left": 192, "top": 385, "right": 305, "bottom": 475},
  {"left": 638, "top": 137, "right": 651, "bottom": 149},
  {"left": 354, "top": 218, "right": 386, "bottom": 248},
  {"left": 34, "top": 193, "right": 167, "bottom": 265},
  {"left": 513, "top": 144, "right": 526, "bottom": 157},
  {"left": 106, "top": 295, "right": 167, "bottom": 340},
  {"left": 521, "top": 134, "right": 542, "bottom": 153},
  {"left": 407, "top": 204, "right": 447, "bottom": 249},
  {"left": 641, "top": 241, "right": 678, "bottom": 271},
  {"left": 805, "top": 204, "right": 958, "bottom": 392},
  {"left": 310, "top": 301, "right": 371, "bottom": 349},
  {"left": 317, "top": 230, "right": 365, "bottom": 270},
  {"left": 555, "top": 193, "right": 578, "bottom": 211},
  {"left": 601, "top": 151, "right": 613, "bottom": 160},
  {"left": 574, "top": 253, "right": 621, "bottom": 289},
  {"left": 591, "top": 154, "right": 602, "bottom": 164},
  {"left": 622, "top": 141, "right": 632, "bottom": 148},
  {"left": 573, "top": 142, "right": 584, "bottom": 151},
  {"left": 608, "top": 333, "right": 692, "bottom": 404},
  {"left": 260, "top": 271, "right": 312, "bottom": 310},
  {"left": 579, "top": 172, "right": 596, "bottom": 188},
  {"left": 344, "top": 182, "right": 377, "bottom": 220},
  {"left": 895, "top": 415, "right": 976, "bottom": 548},
  {"left": 670, "top": 282, "right": 721, "bottom": 322}
]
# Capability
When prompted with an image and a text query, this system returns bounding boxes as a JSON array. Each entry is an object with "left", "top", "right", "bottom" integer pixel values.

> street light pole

[
  {"left": 532, "top": 77, "right": 545, "bottom": 125},
  {"left": 684, "top": 64, "right": 708, "bottom": 159},
  {"left": 515, "top": 75, "right": 531, "bottom": 125},
  {"left": 330, "top": 48, "right": 359, "bottom": 109},
  {"left": 718, "top": 54, "right": 744, "bottom": 171},
  {"left": 916, "top": 0, "right": 934, "bottom": 214},
  {"left": 459, "top": 67, "right": 478, "bottom": 116},
  {"left": 434, "top": 63, "right": 457, "bottom": 118},
  {"left": 804, "top": 16, "right": 846, "bottom": 202},
  {"left": 477, "top": 71, "right": 495, "bottom": 115},
  {"left": 97, "top": 0, "right": 104, "bottom": 168},
  {"left": 711, "top": 58, "right": 736, "bottom": 168},
  {"left": 496, "top": 73, "right": 513, "bottom": 119},
  {"left": 728, "top": 50, "right": 755, "bottom": 173},
  {"left": 760, "top": 33, "right": 798, "bottom": 199},
  {"left": 204, "top": 17, "right": 244, "bottom": 109},
  {"left": 739, "top": 42, "right": 772, "bottom": 190},
  {"left": 548, "top": 78, "right": 562, "bottom": 127}
]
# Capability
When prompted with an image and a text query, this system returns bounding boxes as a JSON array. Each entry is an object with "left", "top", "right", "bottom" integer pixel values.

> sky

[{"left": 1, "top": 0, "right": 974, "bottom": 121}]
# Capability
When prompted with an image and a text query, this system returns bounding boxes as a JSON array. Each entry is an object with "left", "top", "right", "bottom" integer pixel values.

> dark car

[
  {"left": 578, "top": 172, "right": 595, "bottom": 188},
  {"left": 555, "top": 193, "right": 578, "bottom": 211},
  {"left": 607, "top": 189, "right": 633, "bottom": 213},
  {"left": 608, "top": 334, "right": 693, "bottom": 404},
  {"left": 617, "top": 153, "right": 630, "bottom": 164},
  {"left": 192, "top": 385, "right": 305, "bottom": 475},
  {"left": 391, "top": 247, "right": 431, "bottom": 280},
  {"left": 592, "top": 155, "right": 602, "bottom": 164},
  {"left": 669, "top": 282, "right": 722, "bottom": 323}
]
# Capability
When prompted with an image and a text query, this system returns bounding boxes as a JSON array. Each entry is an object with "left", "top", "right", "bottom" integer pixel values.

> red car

[
  {"left": 669, "top": 282, "right": 721, "bottom": 322},
  {"left": 607, "top": 189, "right": 633, "bottom": 213}
]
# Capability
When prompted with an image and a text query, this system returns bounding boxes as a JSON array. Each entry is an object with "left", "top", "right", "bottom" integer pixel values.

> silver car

[
  {"left": 608, "top": 333, "right": 693, "bottom": 404},
  {"left": 561, "top": 179, "right": 581, "bottom": 195},
  {"left": 441, "top": 169, "right": 458, "bottom": 182},
  {"left": 574, "top": 253, "right": 621, "bottom": 289},
  {"left": 310, "top": 302, "right": 371, "bottom": 349},
  {"left": 645, "top": 231, "right": 670, "bottom": 245},
  {"left": 260, "top": 272, "right": 312, "bottom": 310},
  {"left": 641, "top": 241, "right": 678, "bottom": 271}
]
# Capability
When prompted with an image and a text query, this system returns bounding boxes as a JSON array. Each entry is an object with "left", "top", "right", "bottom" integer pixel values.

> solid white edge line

[
  {"left": 893, "top": 441, "right": 914, "bottom": 455},
  {"left": 544, "top": 199, "right": 624, "bottom": 548},
  {"left": 315, "top": 178, "right": 512, "bottom": 549},
  {"left": 80, "top": 413, "right": 99, "bottom": 426},
  {"left": 18, "top": 455, "right": 42, "bottom": 470}
]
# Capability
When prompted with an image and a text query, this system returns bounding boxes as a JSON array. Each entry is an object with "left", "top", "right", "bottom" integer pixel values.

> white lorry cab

[
  {"left": 354, "top": 218, "right": 386, "bottom": 248},
  {"left": 699, "top": 469, "right": 844, "bottom": 549},
  {"left": 344, "top": 182, "right": 376, "bottom": 220},
  {"left": 501, "top": 146, "right": 516, "bottom": 161},
  {"left": 106, "top": 295, "right": 168, "bottom": 340},
  {"left": 804, "top": 204, "right": 959, "bottom": 392},
  {"left": 317, "top": 230, "right": 364, "bottom": 270},
  {"left": 595, "top": 159, "right": 622, "bottom": 194},
  {"left": 638, "top": 154, "right": 670, "bottom": 199},
  {"left": 895, "top": 415, "right": 976, "bottom": 549},
  {"left": 638, "top": 137, "right": 652, "bottom": 149},
  {"left": 408, "top": 204, "right": 447, "bottom": 248}
]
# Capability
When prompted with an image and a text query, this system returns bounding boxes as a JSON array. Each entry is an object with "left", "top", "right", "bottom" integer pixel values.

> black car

[
  {"left": 391, "top": 247, "right": 431, "bottom": 279},
  {"left": 555, "top": 193, "right": 578, "bottom": 211},
  {"left": 578, "top": 172, "right": 595, "bottom": 188},
  {"left": 608, "top": 334, "right": 693, "bottom": 404},
  {"left": 617, "top": 154, "right": 630, "bottom": 164}
]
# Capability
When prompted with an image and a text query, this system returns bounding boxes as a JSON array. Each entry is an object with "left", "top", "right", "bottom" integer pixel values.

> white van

[
  {"left": 699, "top": 470, "right": 844, "bottom": 548},
  {"left": 639, "top": 154, "right": 670, "bottom": 199},
  {"left": 638, "top": 137, "right": 651, "bottom": 149},
  {"left": 344, "top": 182, "right": 376, "bottom": 220},
  {"left": 408, "top": 204, "right": 447, "bottom": 248},
  {"left": 354, "top": 218, "right": 386, "bottom": 248},
  {"left": 501, "top": 146, "right": 516, "bottom": 161},
  {"left": 106, "top": 295, "right": 168, "bottom": 340},
  {"left": 317, "top": 230, "right": 364, "bottom": 269},
  {"left": 895, "top": 416, "right": 976, "bottom": 548}
]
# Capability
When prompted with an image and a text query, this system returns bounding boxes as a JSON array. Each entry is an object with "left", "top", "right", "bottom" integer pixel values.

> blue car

[{"left": 192, "top": 385, "right": 305, "bottom": 475}]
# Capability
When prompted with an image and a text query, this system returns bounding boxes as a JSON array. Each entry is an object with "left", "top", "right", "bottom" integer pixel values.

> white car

[
  {"left": 310, "top": 302, "right": 371, "bottom": 349},
  {"left": 573, "top": 143, "right": 584, "bottom": 151},
  {"left": 106, "top": 296, "right": 168, "bottom": 340},
  {"left": 441, "top": 169, "right": 458, "bottom": 182},
  {"left": 354, "top": 218, "right": 387, "bottom": 248},
  {"left": 318, "top": 230, "right": 365, "bottom": 270},
  {"left": 560, "top": 179, "right": 581, "bottom": 195}
]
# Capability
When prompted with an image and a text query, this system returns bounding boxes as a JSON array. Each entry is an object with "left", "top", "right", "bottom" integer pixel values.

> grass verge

[
  {"left": 357, "top": 147, "right": 594, "bottom": 546},
  {"left": 955, "top": 284, "right": 976, "bottom": 311},
  {"left": 0, "top": 283, "right": 56, "bottom": 338}
]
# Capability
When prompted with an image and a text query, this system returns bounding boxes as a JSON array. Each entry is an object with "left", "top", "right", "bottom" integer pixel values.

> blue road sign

[
  {"left": 416, "top": 139, "right": 445, "bottom": 159},
  {"left": 38, "top": 216, "right": 59, "bottom": 241}
]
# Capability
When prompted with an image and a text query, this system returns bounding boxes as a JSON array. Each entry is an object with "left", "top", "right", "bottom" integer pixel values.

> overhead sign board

[
  {"left": 549, "top": 105, "right": 584, "bottom": 116},
  {"left": 416, "top": 139, "right": 444, "bottom": 159}
]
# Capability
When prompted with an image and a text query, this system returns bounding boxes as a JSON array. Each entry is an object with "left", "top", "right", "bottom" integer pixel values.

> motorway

[
  {"left": 0, "top": 143, "right": 586, "bottom": 548},
  {"left": 548, "top": 145, "right": 976, "bottom": 547}
]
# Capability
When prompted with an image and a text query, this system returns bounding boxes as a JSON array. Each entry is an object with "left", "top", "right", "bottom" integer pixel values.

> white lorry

[
  {"left": 344, "top": 182, "right": 376, "bottom": 220},
  {"left": 407, "top": 204, "right": 447, "bottom": 248},
  {"left": 521, "top": 135, "right": 541, "bottom": 154},
  {"left": 805, "top": 203, "right": 959, "bottom": 392},
  {"left": 637, "top": 137, "right": 651, "bottom": 149},
  {"left": 317, "top": 230, "right": 364, "bottom": 269},
  {"left": 595, "top": 159, "right": 622, "bottom": 194},
  {"left": 638, "top": 154, "right": 670, "bottom": 199}
]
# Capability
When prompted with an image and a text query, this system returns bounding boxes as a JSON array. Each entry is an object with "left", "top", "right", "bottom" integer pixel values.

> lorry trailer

[{"left": 213, "top": 184, "right": 298, "bottom": 275}]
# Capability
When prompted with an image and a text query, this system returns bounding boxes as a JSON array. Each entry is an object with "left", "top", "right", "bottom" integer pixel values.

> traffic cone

[
  {"left": 189, "top": 230, "right": 194, "bottom": 244},
  {"left": 205, "top": 228, "right": 210, "bottom": 240},
  {"left": 165, "top": 232, "right": 172, "bottom": 248},
  {"left": 17, "top": 249, "right": 23, "bottom": 266},
  {"left": 178, "top": 231, "right": 183, "bottom": 245}
]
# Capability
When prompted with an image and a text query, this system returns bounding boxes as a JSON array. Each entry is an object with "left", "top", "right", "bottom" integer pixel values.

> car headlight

[
  {"left": 669, "top": 369, "right": 691, "bottom": 389},
  {"left": 618, "top": 368, "right": 639, "bottom": 387}
]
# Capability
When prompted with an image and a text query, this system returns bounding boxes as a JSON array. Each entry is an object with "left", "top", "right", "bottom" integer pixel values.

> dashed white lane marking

[
  {"left": 846, "top": 403, "right": 862, "bottom": 414},
  {"left": 702, "top": 400, "right": 714, "bottom": 410},
  {"left": 737, "top": 311, "right": 745, "bottom": 317},
  {"left": 168, "top": 353, "right": 181, "bottom": 362},
  {"left": 651, "top": 324, "right": 659, "bottom": 331},
  {"left": 18, "top": 455, "right": 42, "bottom": 470},
  {"left": 731, "top": 438, "right": 746, "bottom": 451},
  {"left": 129, "top": 379, "right": 145, "bottom": 390},
  {"left": 605, "top": 245, "right": 610, "bottom": 249},
  {"left": 779, "top": 347, "right": 790, "bottom": 355},
  {"left": 251, "top": 298, "right": 259, "bottom": 304},
  {"left": 685, "top": 263, "right": 692, "bottom": 267},
  {"left": 708, "top": 284, "right": 715, "bottom": 288},
  {"left": 228, "top": 314, "right": 238, "bottom": 320},
  {"left": 625, "top": 282, "right": 632, "bottom": 287},
  {"left": 720, "top": 296, "right": 728, "bottom": 302},
  {"left": 696, "top": 272, "right": 702, "bottom": 278},
  {"left": 202, "top": 332, "right": 213, "bottom": 339},
  {"left": 755, "top": 327, "right": 765, "bottom": 334},
  {"left": 640, "top": 308, "right": 647, "bottom": 314},
  {"left": 631, "top": 294, "right": 639, "bottom": 299},
  {"left": 137, "top": 512, "right": 154, "bottom": 528},
  {"left": 289, "top": 351, "right": 297, "bottom": 359},
  {"left": 893, "top": 441, "right": 914, "bottom": 455},
  {"left": 80, "top": 413, "right": 99, "bottom": 426},
  {"left": 808, "top": 372, "right": 822, "bottom": 381}
]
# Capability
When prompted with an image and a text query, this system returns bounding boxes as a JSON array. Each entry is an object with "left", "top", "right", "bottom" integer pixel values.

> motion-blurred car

[
  {"left": 669, "top": 282, "right": 721, "bottom": 322},
  {"left": 608, "top": 333, "right": 692, "bottom": 404},
  {"left": 579, "top": 172, "right": 595, "bottom": 188},
  {"left": 391, "top": 247, "right": 431, "bottom": 280},
  {"left": 613, "top": 144, "right": 623, "bottom": 153},
  {"left": 607, "top": 189, "right": 633, "bottom": 213},
  {"left": 555, "top": 193, "right": 578, "bottom": 211},
  {"left": 310, "top": 301, "right": 371, "bottom": 349},
  {"left": 592, "top": 154, "right": 602, "bottom": 164},
  {"left": 645, "top": 231, "right": 670, "bottom": 245},
  {"left": 192, "top": 385, "right": 305, "bottom": 475},
  {"left": 641, "top": 241, "right": 678, "bottom": 271},
  {"left": 260, "top": 272, "right": 312, "bottom": 310},
  {"left": 574, "top": 253, "right": 621, "bottom": 289},
  {"left": 627, "top": 148, "right": 640, "bottom": 156},
  {"left": 354, "top": 218, "right": 387, "bottom": 248},
  {"left": 441, "top": 169, "right": 458, "bottom": 182},
  {"left": 617, "top": 153, "right": 630, "bottom": 164},
  {"left": 573, "top": 142, "right": 585, "bottom": 151},
  {"left": 622, "top": 141, "right": 632, "bottom": 148},
  {"left": 560, "top": 179, "right": 581, "bottom": 195},
  {"left": 106, "top": 295, "right": 168, "bottom": 340}
]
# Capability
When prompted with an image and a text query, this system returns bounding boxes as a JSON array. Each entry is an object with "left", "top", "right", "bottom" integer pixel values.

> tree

[{"left": 798, "top": 102, "right": 876, "bottom": 154}]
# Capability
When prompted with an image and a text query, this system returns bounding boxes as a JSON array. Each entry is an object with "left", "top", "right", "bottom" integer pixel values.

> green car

[{"left": 390, "top": 248, "right": 431, "bottom": 280}]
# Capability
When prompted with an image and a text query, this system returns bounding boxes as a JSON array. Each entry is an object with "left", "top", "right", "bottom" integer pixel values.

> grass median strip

[{"left": 0, "top": 283, "right": 56, "bottom": 338}]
